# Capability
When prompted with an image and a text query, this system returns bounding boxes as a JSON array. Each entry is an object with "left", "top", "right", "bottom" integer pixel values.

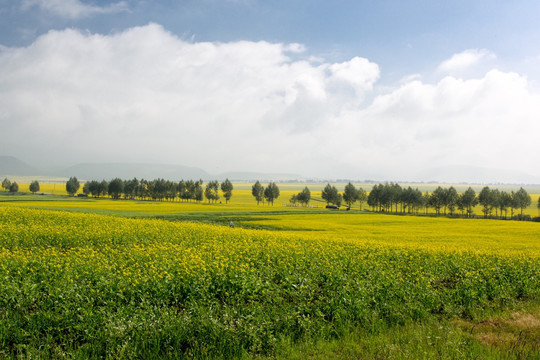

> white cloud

[
  {"left": 0, "top": 24, "right": 539, "bottom": 180},
  {"left": 0, "top": 24, "right": 379, "bottom": 174},
  {"left": 21, "top": 0, "right": 129, "bottom": 19},
  {"left": 438, "top": 49, "right": 496, "bottom": 73},
  {"left": 332, "top": 70, "right": 540, "bottom": 179},
  {"left": 328, "top": 57, "right": 380, "bottom": 98}
]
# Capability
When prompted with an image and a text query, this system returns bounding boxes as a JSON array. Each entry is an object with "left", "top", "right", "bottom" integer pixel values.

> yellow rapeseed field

[{"left": 0, "top": 186, "right": 539, "bottom": 358}]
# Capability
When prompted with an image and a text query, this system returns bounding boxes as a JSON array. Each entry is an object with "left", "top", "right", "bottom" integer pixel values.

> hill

[
  {"left": 0, "top": 156, "right": 40, "bottom": 176},
  {"left": 56, "top": 163, "right": 211, "bottom": 181}
]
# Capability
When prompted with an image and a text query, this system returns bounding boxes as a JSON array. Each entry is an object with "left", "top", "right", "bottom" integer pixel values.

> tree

[
  {"left": 343, "top": 182, "right": 359, "bottom": 208},
  {"left": 321, "top": 184, "right": 339, "bottom": 205},
  {"left": 123, "top": 178, "right": 139, "bottom": 200},
  {"left": 508, "top": 191, "right": 517, "bottom": 217},
  {"left": 87, "top": 180, "right": 99, "bottom": 197},
  {"left": 205, "top": 180, "right": 220, "bottom": 203},
  {"left": 537, "top": 196, "right": 540, "bottom": 216},
  {"left": 99, "top": 180, "right": 108, "bottom": 197},
  {"left": 177, "top": 180, "right": 188, "bottom": 202},
  {"left": 220, "top": 179, "right": 233, "bottom": 204},
  {"left": 368, "top": 184, "right": 383, "bottom": 211},
  {"left": 491, "top": 189, "right": 501, "bottom": 217},
  {"left": 514, "top": 187, "right": 531, "bottom": 216},
  {"left": 2, "top": 178, "right": 11, "bottom": 191},
  {"left": 478, "top": 186, "right": 494, "bottom": 218},
  {"left": 461, "top": 187, "right": 478, "bottom": 218},
  {"left": 66, "top": 176, "right": 80, "bottom": 196},
  {"left": 264, "top": 182, "right": 280, "bottom": 205},
  {"left": 357, "top": 188, "right": 367, "bottom": 210},
  {"left": 184, "top": 180, "right": 196, "bottom": 202},
  {"left": 422, "top": 192, "right": 431, "bottom": 214},
  {"left": 430, "top": 187, "right": 445, "bottom": 215},
  {"left": 296, "top": 186, "right": 311, "bottom": 206},
  {"left": 446, "top": 186, "right": 458, "bottom": 215},
  {"left": 498, "top": 191, "right": 512, "bottom": 219},
  {"left": 289, "top": 194, "right": 298, "bottom": 205},
  {"left": 29, "top": 180, "right": 40, "bottom": 194},
  {"left": 82, "top": 182, "right": 90, "bottom": 196},
  {"left": 194, "top": 180, "right": 204, "bottom": 202},
  {"left": 252, "top": 181, "right": 264, "bottom": 205},
  {"left": 108, "top": 178, "right": 124, "bottom": 200},
  {"left": 9, "top": 182, "right": 19, "bottom": 193}
]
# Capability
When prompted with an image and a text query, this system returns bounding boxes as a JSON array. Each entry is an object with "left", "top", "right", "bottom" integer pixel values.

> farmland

[{"left": 1, "top": 188, "right": 539, "bottom": 358}]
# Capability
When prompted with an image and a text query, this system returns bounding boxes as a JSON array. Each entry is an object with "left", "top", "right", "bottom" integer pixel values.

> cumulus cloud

[
  {"left": 0, "top": 24, "right": 539, "bottom": 180},
  {"left": 21, "top": 0, "right": 129, "bottom": 19},
  {"left": 0, "top": 24, "right": 379, "bottom": 174},
  {"left": 438, "top": 49, "right": 496, "bottom": 73},
  {"left": 332, "top": 70, "right": 540, "bottom": 179}
]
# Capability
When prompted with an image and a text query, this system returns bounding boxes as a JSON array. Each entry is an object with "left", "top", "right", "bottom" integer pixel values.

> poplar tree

[
  {"left": 321, "top": 184, "right": 339, "bottom": 205},
  {"left": 220, "top": 179, "right": 233, "bottom": 203},
  {"left": 264, "top": 182, "right": 280, "bottom": 205},
  {"left": 29, "top": 180, "right": 40, "bottom": 194},
  {"left": 2, "top": 178, "right": 11, "bottom": 191},
  {"left": 252, "top": 181, "right": 264, "bottom": 205},
  {"left": 66, "top": 177, "right": 80, "bottom": 196},
  {"left": 514, "top": 187, "right": 531, "bottom": 216},
  {"left": 343, "top": 182, "right": 359, "bottom": 208}
]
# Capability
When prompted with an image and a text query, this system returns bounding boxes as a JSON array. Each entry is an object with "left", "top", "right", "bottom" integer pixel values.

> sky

[{"left": 1, "top": 0, "right": 540, "bottom": 181}]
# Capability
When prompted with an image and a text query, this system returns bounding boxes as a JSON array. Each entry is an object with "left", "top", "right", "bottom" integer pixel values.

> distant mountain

[
  {"left": 0, "top": 156, "right": 40, "bottom": 176},
  {"left": 218, "top": 171, "right": 305, "bottom": 182},
  {"left": 56, "top": 163, "right": 211, "bottom": 181},
  {"left": 414, "top": 165, "right": 540, "bottom": 184}
]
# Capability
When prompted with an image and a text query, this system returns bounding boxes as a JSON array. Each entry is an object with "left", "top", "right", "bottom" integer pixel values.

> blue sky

[{"left": 1, "top": 0, "right": 540, "bottom": 181}]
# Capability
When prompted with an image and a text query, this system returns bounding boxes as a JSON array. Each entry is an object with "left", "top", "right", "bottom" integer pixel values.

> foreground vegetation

[{"left": 1, "top": 194, "right": 539, "bottom": 358}]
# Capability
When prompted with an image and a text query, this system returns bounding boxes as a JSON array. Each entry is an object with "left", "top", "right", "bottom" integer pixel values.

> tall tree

[
  {"left": 343, "top": 182, "right": 359, "bottom": 208},
  {"left": 123, "top": 178, "right": 139, "bottom": 200},
  {"left": 1, "top": 178, "right": 10, "bottom": 191},
  {"left": 478, "top": 186, "right": 493, "bottom": 218},
  {"left": 220, "top": 179, "right": 233, "bottom": 204},
  {"left": 99, "top": 180, "right": 108, "bottom": 197},
  {"left": 321, "top": 184, "right": 339, "bottom": 205},
  {"left": 296, "top": 186, "right": 311, "bottom": 206},
  {"left": 29, "top": 180, "right": 40, "bottom": 194},
  {"left": 461, "top": 187, "right": 478, "bottom": 218},
  {"left": 264, "top": 182, "right": 280, "bottom": 206},
  {"left": 205, "top": 180, "right": 220, "bottom": 203},
  {"left": 66, "top": 176, "right": 80, "bottom": 196},
  {"left": 9, "top": 182, "right": 19, "bottom": 193},
  {"left": 194, "top": 180, "right": 204, "bottom": 202},
  {"left": 498, "top": 191, "right": 512, "bottom": 219},
  {"left": 422, "top": 191, "right": 431, "bottom": 214},
  {"left": 357, "top": 188, "right": 367, "bottom": 210},
  {"left": 177, "top": 180, "right": 188, "bottom": 202},
  {"left": 368, "top": 184, "right": 383, "bottom": 211},
  {"left": 514, "top": 187, "right": 531, "bottom": 216},
  {"left": 108, "top": 178, "right": 124, "bottom": 200},
  {"left": 430, "top": 187, "right": 445, "bottom": 215},
  {"left": 446, "top": 186, "right": 459, "bottom": 215},
  {"left": 251, "top": 181, "right": 264, "bottom": 205}
]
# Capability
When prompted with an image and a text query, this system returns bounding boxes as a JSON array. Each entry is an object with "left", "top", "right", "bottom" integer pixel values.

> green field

[{"left": 1, "top": 189, "right": 539, "bottom": 359}]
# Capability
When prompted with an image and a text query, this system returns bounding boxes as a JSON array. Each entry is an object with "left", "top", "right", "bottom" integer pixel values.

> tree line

[
  {"left": 365, "top": 183, "right": 534, "bottom": 219},
  {"left": 255, "top": 180, "right": 537, "bottom": 221},
  {"left": 2, "top": 176, "right": 538, "bottom": 220},
  {"left": 63, "top": 177, "right": 234, "bottom": 203},
  {"left": 2, "top": 178, "right": 40, "bottom": 193}
]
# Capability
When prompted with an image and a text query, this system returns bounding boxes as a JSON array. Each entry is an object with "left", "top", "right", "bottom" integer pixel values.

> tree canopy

[{"left": 66, "top": 177, "right": 80, "bottom": 196}]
